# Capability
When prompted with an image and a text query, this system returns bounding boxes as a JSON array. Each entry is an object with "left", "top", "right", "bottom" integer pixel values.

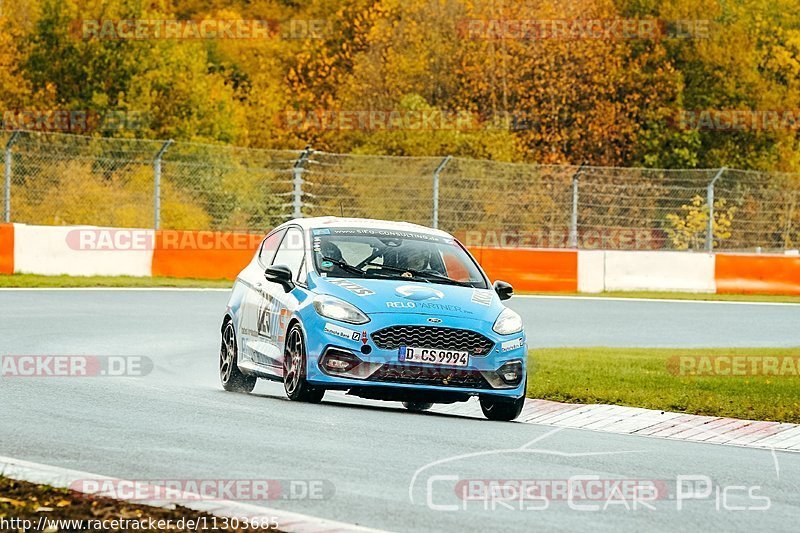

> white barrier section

[
  {"left": 13, "top": 224, "right": 153, "bottom": 277},
  {"left": 577, "top": 250, "right": 605, "bottom": 293},
  {"left": 603, "top": 250, "right": 716, "bottom": 293}
]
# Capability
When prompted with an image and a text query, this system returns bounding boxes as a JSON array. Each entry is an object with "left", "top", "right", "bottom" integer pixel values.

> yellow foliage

[
  {"left": 12, "top": 161, "right": 210, "bottom": 229},
  {"left": 665, "top": 195, "right": 737, "bottom": 250}
]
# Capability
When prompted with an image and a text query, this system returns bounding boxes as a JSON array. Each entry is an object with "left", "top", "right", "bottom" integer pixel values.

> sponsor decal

[
  {"left": 387, "top": 301, "right": 416, "bottom": 309},
  {"left": 471, "top": 289, "right": 493, "bottom": 306},
  {"left": 385, "top": 301, "right": 471, "bottom": 314},
  {"left": 257, "top": 293, "right": 277, "bottom": 337},
  {"left": 323, "top": 323, "right": 361, "bottom": 342},
  {"left": 419, "top": 302, "right": 470, "bottom": 313},
  {"left": 254, "top": 292, "right": 289, "bottom": 343},
  {"left": 501, "top": 338, "right": 525, "bottom": 352},
  {"left": 312, "top": 228, "right": 331, "bottom": 235},
  {"left": 396, "top": 285, "right": 445, "bottom": 301},
  {"left": 328, "top": 278, "right": 375, "bottom": 296},
  {"left": 327, "top": 227, "right": 453, "bottom": 245}
]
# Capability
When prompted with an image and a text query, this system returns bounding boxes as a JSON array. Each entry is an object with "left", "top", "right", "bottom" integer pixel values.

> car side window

[
  {"left": 272, "top": 227, "right": 305, "bottom": 277},
  {"left": 258, "top": 229, "right": 285, "bottom": 267}
]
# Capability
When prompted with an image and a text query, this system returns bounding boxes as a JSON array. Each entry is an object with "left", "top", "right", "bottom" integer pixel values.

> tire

[
  {"left": 480, "top": 395, "right": 525, "bottom": 421},
  {"left": 220, "top": 321, "right": 257, "bottom": 393},
  {"left": 283, "top": 323, "right": 325, "bottom": 403},
  {"left": 402, "top": 402, "right": 433, "bottom": 412}
]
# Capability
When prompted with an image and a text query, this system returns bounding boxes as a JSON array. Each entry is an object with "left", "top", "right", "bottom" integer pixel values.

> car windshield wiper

[
  {"left": 320, "top": 256, "right": 394, "bottom": 280},
  {"left": 319, "top": 256, "right": 367, "bottom": 277},
  {"left": 363, "top": 262, "right": 472, "bottom": 287}
]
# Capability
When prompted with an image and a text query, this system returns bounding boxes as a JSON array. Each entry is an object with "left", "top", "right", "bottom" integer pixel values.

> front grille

[
  {"left": 368, "top": 364, "right": 492, "bottom": 389},
  {"left": 371, "top": 326, "right": 494, "bottom": 355}
]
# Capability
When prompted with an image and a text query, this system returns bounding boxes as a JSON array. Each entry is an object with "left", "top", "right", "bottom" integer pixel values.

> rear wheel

[
  {"left": 402, "top": 402, "right": 433, "bottom": 412},
  {"left": 480, "top": 395, "right": 525, "bottom": 421},
  {"left": 283, "top": 324, "right": 325, "bottom": 403},
  {"left": 220, "top": 321, "right": 257, "bottom": 393}
]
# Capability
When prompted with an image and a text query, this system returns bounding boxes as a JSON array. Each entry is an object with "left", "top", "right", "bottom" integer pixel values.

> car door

[
  {"left": 238, "top": 228, "right": 285, "bottom": 372},
  {"left": 267, "top": 226, "right": 308, "bottom": 377}
]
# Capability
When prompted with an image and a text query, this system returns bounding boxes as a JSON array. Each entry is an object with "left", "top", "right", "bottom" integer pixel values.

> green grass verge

[
  {"left": 0, "top": 274, "right": 233, "bottom": 288},
  {"left": 520, "top": 291, "right": 800, "bottom": 304},
  {"left": 527, "top": 347, "right": 800, "bottom": 423}
]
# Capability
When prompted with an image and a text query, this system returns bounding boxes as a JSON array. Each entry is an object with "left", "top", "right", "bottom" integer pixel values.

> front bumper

[{"left": 303, "top": 312, "right": 527, "bottom": 399}]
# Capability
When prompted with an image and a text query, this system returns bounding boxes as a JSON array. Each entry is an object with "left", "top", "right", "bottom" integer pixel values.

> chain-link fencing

[{"left": 3, "top": 130, "right": 799, "bottom": 251}]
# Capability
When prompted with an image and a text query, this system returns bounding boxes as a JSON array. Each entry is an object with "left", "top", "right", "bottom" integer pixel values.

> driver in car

[
  {"left": 395, "top": 243, "right": 434, "bottom": 277},
  {"left": 318, "top": 241, "right": 351, "bottom": 277}
]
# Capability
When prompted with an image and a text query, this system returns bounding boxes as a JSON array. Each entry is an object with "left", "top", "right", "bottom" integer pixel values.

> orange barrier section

[
  {"left": 469, "top": 247, "right": 578, "bottom": 292},
  {"left": 0, "top": 223, "right": 13, "bottom": 275},
  {"left": 149, "top": 229, "right": 579, "bottom": 290},
  {"left": 716, "top": 253, "right": 800, "bottom": 295},
  {"left": 151, "top": 230, "right": 262, "bottom": 280}
]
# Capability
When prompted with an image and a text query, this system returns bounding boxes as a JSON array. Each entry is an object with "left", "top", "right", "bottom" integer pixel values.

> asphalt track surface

[{"left": 1, "top": 289, "right": 799, "bottom": 532}]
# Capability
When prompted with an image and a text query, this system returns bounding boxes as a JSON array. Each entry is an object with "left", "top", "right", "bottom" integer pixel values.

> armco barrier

[
  {"left": 3, "top": 224, "right": 800, "bottom": 296},
  {"left": 13, "top": 224, "right": 153, "bottom": 277},
  {"left": 602, "top": 250, "right": 716, "bottom": 293},
  {"left": 469, "top": 247, "right": 578, "bottom": 292},
  {"left": 0, "top": 223, "right": 13, "bottom": 275},
  {"left": 716, "top": 253, "right": 800, "bottom": 295},
  {"left": 151, "top": 230, "right": 261, "bottom": 280},
  {"left": 577, "top": 250, "right": 605, "bottom": 293}
]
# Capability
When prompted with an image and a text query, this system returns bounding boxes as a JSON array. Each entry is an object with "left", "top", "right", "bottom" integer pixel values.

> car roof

[{"left": 275, "top": 217, "right": 454, "bottom": 239}]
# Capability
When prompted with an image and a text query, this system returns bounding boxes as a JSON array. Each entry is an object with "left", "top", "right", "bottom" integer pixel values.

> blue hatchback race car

[{"left": 219, "top": 217, "right": 527, "bottom": 421}]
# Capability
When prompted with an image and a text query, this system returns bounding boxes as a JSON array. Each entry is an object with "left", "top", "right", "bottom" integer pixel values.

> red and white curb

[
  {"left": 431, "top": 399, "right": 800, "bottom": 452},
  {"left": 0, "top": 456, "right": 387, "bottom": 533}
]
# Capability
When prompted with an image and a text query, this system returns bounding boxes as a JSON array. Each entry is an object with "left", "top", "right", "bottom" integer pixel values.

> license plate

[{"left": 398, "top": 347, "right": 469, "bottom": 367}]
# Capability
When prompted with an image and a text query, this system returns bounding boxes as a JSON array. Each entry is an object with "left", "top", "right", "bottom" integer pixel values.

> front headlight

[
  {"left": 492, "top": 307, "right": 523, "bottom": 335},
  {"left": 313, "top": 295, "right": 370, "bottom": 325}
]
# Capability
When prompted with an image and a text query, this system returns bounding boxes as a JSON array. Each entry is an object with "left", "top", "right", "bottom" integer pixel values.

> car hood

[{"left": 308, "top": 275, "right": 504, "bottom": 322}]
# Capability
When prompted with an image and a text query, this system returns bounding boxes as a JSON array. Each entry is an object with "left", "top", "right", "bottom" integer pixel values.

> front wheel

[
  {"left": 220, "top": 321, "right": 257, "bottom": 393},
  {"left": 480, "top": 395, "right": 525, "bottom": 421},
  {"left": 283, "top": 324, "right": 325, "bottom": 403}
]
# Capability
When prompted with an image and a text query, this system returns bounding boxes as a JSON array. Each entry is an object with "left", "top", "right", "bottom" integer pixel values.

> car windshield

[{"left": 311, "top": 227, "right": 488, "bottom": 288}]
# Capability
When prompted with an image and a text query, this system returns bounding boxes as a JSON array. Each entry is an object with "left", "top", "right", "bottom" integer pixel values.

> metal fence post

[
  {"left": 786, "top": 190, "right": 797, "bottom": 250},
  {"left": 432, "top": 155, "right": 452, "bottom": 229},
  {"left": 292, "top": 146, "right": 313, "bottom": 219},
  {"left": 568, "top": 163, "right": 586, "bottom": 248},
  {"left": 153, "top": 139, "right": 173, "bottom": 230},
  {"left": 4, "top": 131, "right": 20, "bottom": 223},
  {"left": 705, "top": 167, "right": 726, "bottom": 252}
]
